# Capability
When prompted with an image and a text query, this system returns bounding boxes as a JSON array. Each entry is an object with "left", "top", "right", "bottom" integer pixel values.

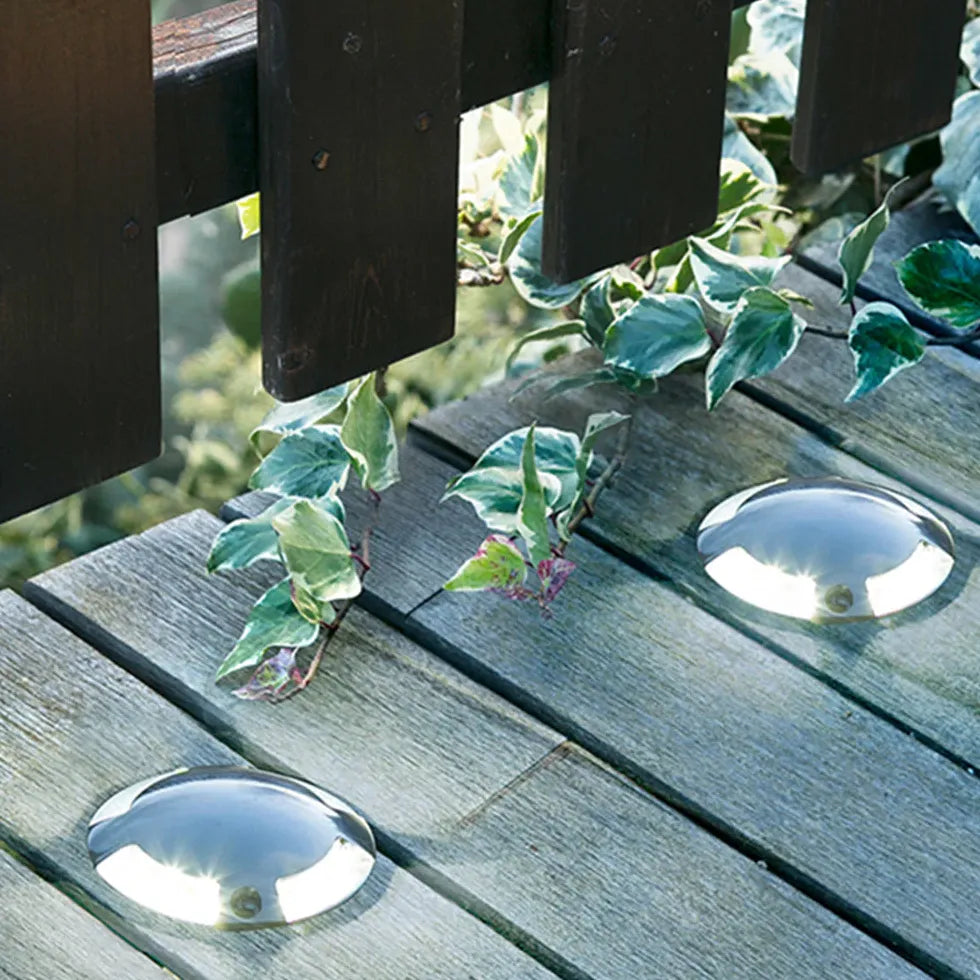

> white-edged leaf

[
  {"left": 340, "top": 375, "right": 400, "bottom": 492},
  {"left": 517, "top": 426, "right": 552, "bottom": 566},
  {"left": 444, "top": 535, "right": 528, "bottom": 592},
  {"left": 689, "top": 236, "right": 791, "bottom": 313},
  {"left": 249, "top": 425, "right": 350, "bottom": 498},
  {"left": 846, "top": 302, "right": 926, "bottom": 401}
]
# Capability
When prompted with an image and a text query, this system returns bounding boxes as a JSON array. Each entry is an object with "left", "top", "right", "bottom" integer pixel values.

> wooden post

[
  {"left": 258, "top": 0, "right": 464, "bottom": 401},
  {"left": 542, "top": 0, "right": 732, "bottom": 284},
  {"left": 0, "top": 0, "right": 160, "bottom": 522},
  {"left": 792, "top": 0, "right": 965, "bottom": 175}
]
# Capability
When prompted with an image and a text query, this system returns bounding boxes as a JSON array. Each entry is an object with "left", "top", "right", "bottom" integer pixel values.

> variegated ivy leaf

[
  {"left": 581, "top": 276, "right": 617, "bottom": 345},
  {"left": 557, "top": 412, "right": 630, "bottom": 541},
  {"left": 746, "top": 0, "right": 805, "bottom": 67},
  {"left": 233, "top": 648, "right": 302, "bottom": 701},
  {"left": 249, "top": 425, "right": 350, "bottom": 498},
  {"left": 517, "top": 426, "right": 552, "bottom": 566},
  {"left": 896, "top": 239, "right": 980, "bottom": 329},
  {"left": 538, "top": 557, "right": 576, "bottom": 603},
  {"left": 499, "top": 210, "right": 541, "bottom": 266},
  {"left": 846, "top": 302, "right": 926, "bottom": 402},
  {"left": 603, "top": 294, "right": 711, "bottom": 382},
  {"left": 837, "top": 178, "right": 908, "bottom": 306},
  {"left": 727, "top": 52, "right": 797, "bottom": 121},
  {"left": 272, "top": 500, "right": 361, "bottom": 623},
  {"left": 706, "top": 287, "right": 806, "bottom": 410},
  {"left": 689, "top": 236, "right": 791, "bottom": 314},
  {"left": 250, "top": 385, "right": 349, "bottom": 450},
  {"left": 340, "top": 374, "right": 400, "bottom": 492},
  {"left": 444, "top": 535, "right": 528, "bottom": 592},
  {"left": 962, "top": 17, "right": 980, "bottom": 88},
  {"left": 443, "top": 426, "right": 582, "bottom": 533},
  {"left": 722, "top": 113, "right": 777, "bottom": 186},
  {"left": 506, "top": 320, "right": 588, "bottom": 373},
  {"left": 717, "top": 159, "right": 770, "bottom": 214},
  {"left": 498, "top": 133, "right": 542, "bottom": 219},
  {"left": 215, "top": 579, "right": 320, "bottom": 681},
  {"left": 508, "top": 215, "right": 601, "bottom": 310},
  {"left": 934, "top": 91, "right": 980, "bottom": 237},
  {"left": 206, "top": 497, "right": 294, "bottom": 574}
]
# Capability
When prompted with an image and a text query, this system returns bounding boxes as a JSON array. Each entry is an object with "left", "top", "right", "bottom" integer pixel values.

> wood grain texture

[
  {"left": 258, "top": 0, "right": 462, "bottom": 399},
  {"left": 796, "top": 199, "right": 980, "bottom": 356},
  {"left": 0, "top": 591, "right": 551, "bottom": 980},
  {"left": 0, "top": 849, "right": 164, "bottom": 980},
  {"left": 25, "top": 517, "right": 925, "bottom": 979},
  {"left": 244, "top": 439, "right": 980, "bottom": 977},
  {"left": 0, "top": 0, "right": 160, "bottom": 522},
  {"left": 543, "top": 0, "right": 730, "bottom": 282},
  {"left": 792, "top": 0, "right": 964, "bottom": 174}
]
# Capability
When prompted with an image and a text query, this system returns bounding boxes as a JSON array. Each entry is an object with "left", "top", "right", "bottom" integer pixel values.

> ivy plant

[{"left": 207, "top": 372, "right": 399, "bottom": 701}]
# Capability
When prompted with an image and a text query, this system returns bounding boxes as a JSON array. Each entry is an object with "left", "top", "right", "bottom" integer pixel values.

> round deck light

[
  {"left": 88, "top": 767, "right": 375, "bottom": 929},
  {"left": 696, "top": 477, "right": 954, "bottom": 621}
]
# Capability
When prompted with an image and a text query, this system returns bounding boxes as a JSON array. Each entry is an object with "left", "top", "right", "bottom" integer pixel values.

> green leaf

[
  {"left": 507, "top": 215, "right": 600, "bottom": 310},
  {"left": 706, "top": 287, "right": 806, "bottom": 409},
  {"left": 499, "top": 133, "right": 542, "bottom": 219},
  {"left": 250, "top": 385, "right": 349, "bottom": 449},
  {"left": 717, "top": 159, "right": 769, "bottom": 214},
  {"left": 689, "top": 236, "right": 791, "bottom": 313},
  {"left": 444, "top": 536, "right": 528, "bottom": 592},
  {"left": 837, "top": 179, "right": 908, "bottom": 305},
  {"left": 499, "top": 210, "right": 541, "bottom": 265},
  {"left": 207, "top": 498, "right": 294, "bottom": 574},
  {"left": 961, "top": 17, "right": 980, "bottom": 88},
  {"left": 934, "top": 91, "right": 980, "bottom": 236},
  {"left": 444, "top": 426, "right": 582, "bottom": 532},
  {"left": 340, "top": 375, "right": 400, "bottom": 492},
  {"left": 896, "top": 239, "right": 980, "bottom": 329},
  {"left": 603, "top": 294, "right": 711, "bottom": 380},
  {"left": 506, "top": 320, "right": 587, "bottom": 372},
  {"left": 249, "top": 426, "right": 350, "bottom": 498},
  {"left": 557, "top": 412, "right": 630, "bottom": 540},
  {"left": 236, "top": 193, "right": 261, "bottom": 240},
  {"left": 516, "top": 427, "right": 552, "bottom": 566},
  {"left": 580, "top": 277, "right": 617, "bottom": 345},
  {"left": 722, "top": 113, "right": 777, "bottom": 186},
  {"left": 273, "top": 500, "right": 361, "bottom": 621},
  {"left": 215, "top": 579, "right": 319, "bottom": 680},
  {"left": 846, "top": 302, "right": 926, "bottom": 401},
  {"left": 727, "top": 52, "right": 797, "bottom": 121},
  {"left": 220, "top": 260, "right": 261, "bottom": 350}
]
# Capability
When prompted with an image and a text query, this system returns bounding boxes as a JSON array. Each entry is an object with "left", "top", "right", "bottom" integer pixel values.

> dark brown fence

[{"left": 1, "top": 0, "right": 966, "bottom": 521}]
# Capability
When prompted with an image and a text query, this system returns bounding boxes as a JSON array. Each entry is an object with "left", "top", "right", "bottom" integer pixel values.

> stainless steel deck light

[
  {"left": 696, "top": 477, "right": 954, "bottom": 621},
  {"left": 88, "top": 767, "right": 375, "bottom": 929}
]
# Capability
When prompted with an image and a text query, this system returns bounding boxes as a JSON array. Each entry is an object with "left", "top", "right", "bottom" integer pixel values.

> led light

[
  {"left": 88, "top": 767, "right": 375, "bottom": 929},
  {"left": 704, "top": 546, "right": 818, "bottom": 620},
  {"left": 697, "top": 477, "right": 954, "bottom": 621},
  {"left": 96, "top": 845, "right": 221, "bottom": 926}
]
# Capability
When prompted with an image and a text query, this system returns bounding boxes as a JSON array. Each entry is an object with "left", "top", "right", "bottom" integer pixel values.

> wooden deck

[{"left": 2, "top": 201, "right": 978, "bottom": 979}]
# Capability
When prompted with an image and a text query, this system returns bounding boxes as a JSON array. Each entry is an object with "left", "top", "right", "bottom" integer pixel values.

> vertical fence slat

[
  {"left": 0, "top": 0, "right": 160, "bottom": 523},
  {"left": 792, "top": 0, "right": 964, "bottom": 175},
  {"left": 542, "top": 0, "right": 732, "bottom": 284},
  {"left": 259, "top": 0, "right": 463, "bottom": 401}
]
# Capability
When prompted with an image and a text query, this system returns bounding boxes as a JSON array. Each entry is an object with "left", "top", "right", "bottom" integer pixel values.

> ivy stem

[
  {"left": 806, "top": 322, "right": 980, "bottom": 348},
  {"left": 557, "top": 414, "right": 633, "bottom": 553}
]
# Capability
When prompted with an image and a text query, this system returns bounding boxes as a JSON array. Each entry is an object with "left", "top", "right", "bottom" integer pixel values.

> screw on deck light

[
  {"left": 88, "top": 767, "right": 375, "bottom": 929},
  {"left": 696, "top": 477, "right": 954, "bottom": 622}
]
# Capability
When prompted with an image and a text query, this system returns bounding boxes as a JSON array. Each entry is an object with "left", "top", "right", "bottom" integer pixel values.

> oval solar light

[
  {"left": 88, "top": 767, "right": 375, "bottom": 929},
  {"left": 697, "top": 477, "right": 954, "bottom": 621}
]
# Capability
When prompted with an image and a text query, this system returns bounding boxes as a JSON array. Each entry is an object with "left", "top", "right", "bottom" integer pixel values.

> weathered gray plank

[
  {"left": 26, "top": 513, "right": 926, "bottom": 979},
  {"left": 796, "top": 199, "right": 980, "bottom": 356},
  {"left": 0, "top": 592, "right": 552, "bottom": 980},
  {"left": 0, "top": 848, "right": 164, "bottom": 980},
  {"left": 409, "top": 350, "right": 980, "bottom": 772},
  {"left": 747, "top": 264, "right": 980, "bottom": 521},
  {"left": 232, "top": 443, "right": 980, "bottom": 977}
]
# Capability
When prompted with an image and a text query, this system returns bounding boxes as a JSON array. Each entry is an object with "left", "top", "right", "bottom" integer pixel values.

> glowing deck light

[
  {"left": 705, "top": 546, "right": 819, "bottom": 620},
  {"left": 866, "top": 540, "right": 954, "bottom": 618},
  {"left": 276, "top": 836, "right": 376, "bottom": 923},
  {"left": 96, "top": 845, "right": 221, "bottom": 926}
]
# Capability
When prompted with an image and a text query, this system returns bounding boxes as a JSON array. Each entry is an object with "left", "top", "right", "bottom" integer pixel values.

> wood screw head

[
  {"left": 414, "top": 112, "right": 433, "bottom": 133},
  {"left": 312, "top": 149, "right": 330, "bottom": 171},
  {"left": 121, "top": 219, "right": 141, "bottom": 241},
  {"left": 342, "top": 32, "right": 362, "bottom": 54}
]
